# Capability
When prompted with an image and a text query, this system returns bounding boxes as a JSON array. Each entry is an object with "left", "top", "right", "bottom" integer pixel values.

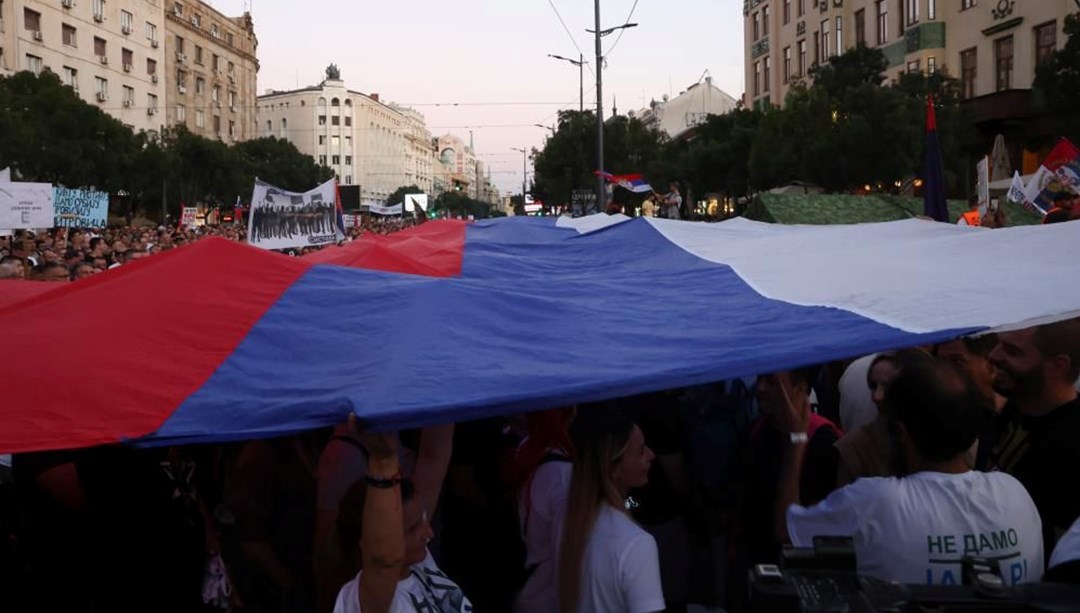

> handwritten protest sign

[
  {"left": 53, "top": 188, "right": 108, "bottom": 228},
  {"left": 0, "top": 182, "right": 54, "bottom": 229}
]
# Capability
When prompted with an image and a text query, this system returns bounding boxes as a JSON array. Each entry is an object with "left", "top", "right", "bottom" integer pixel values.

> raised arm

[{"left": 358, "top": 430, "right": 406, "bottom": 613}]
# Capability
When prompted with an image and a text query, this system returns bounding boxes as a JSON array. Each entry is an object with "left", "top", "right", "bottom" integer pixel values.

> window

[
  {"left": 345, "top": 156, "right": 352, "bottom": 166},
  {"left": 345, "top": 116, "right": 352, "bottom": 127},
  {"left": 783, "top": 46, "right": 792, "bottom": 84},
  {"left": 995, "top": 36, "right": 1013, "bottom": 91},
  {"left": 122, "top": 48, "right": 133, "bottom": 66},
  {"left": 331, "top": 115, "right": 340, "bottom": 126},
  {"left": 821, "top": 20, "right": 830, "bottom": 61},
  {"left": 194, "top": 46, "right": 203, "bottom": 64},
  {"left": 147, "top": 58, "right": 157, "bottom": 75},
  {"left": 345, "top": 175, "right": 352, "bottom": 184},
  {"left": 835, "top": 16, "right": 843, "bottom": 54},
  {"left": 146, "top": 22, "right": 157, "bottom": 43},
  {"left": 227, "top": 32, "right": 235, "bottom": 46},
  {"left": 174, "top": 2, "right": 183, "bottom": 17},
  {"left": 855, "top": 9, "right": 866, "bottom": 46},
  {"left": 319, "top": 155, "right": 327, "bottom": 165},
  {"left": 319, "top": 115, "right": 327, "bottom": 126},
  {"left": 62, "top": 24, "right": 77, "bottom": 47},
  {"left": 228, "top": 120, "right": 235, "bottom": 138},
  {"left": 191, "top": 13, "right": 200, "bottom": 28},
  {"left": 798, "top": 0, "right": 805, "bottom": 17},
  {"left": 961, "top": 0, "right": 977, "bottom": 9},
  {"left": 753, "top": 61, "right": 761, "bottom": 96},
  {"left": 196, "top": 110, "right": 205, "bottom": 128},
  {"left": 783, "top": 0, "right": 791, "bottom": 25},
  {"left": 121, "top": 10, "right": 132, "bottom": 31},
  {"left": 876, "top": 1, "right": 888, "bottom": 45},
  {"left": 798, "top": 39, "right": 807, "bottom": 76},
  {"left": 94, "top": 37, "right": 106, "bottom": 58},
  {"left": 763, "top": 5, "right": 770, "bottom": 37},
  {"left": 907, "top": 59, "right": 920, "bottom": 73},
  {"left": 228, "top": 61, "right": 234, "bottom": 73},
  {"left": 95, "top": 76, "right": 107, "bottom": 98},
  {"left": 148, "top": 93, "right": 157, "bottom": 110},
  {"left": 1036, "top": 21, "right": 1058, "bottom": 66},
  {"left": 177, "top": 103, "right": 185, "bottom": 122},
  {"left": 176, "top": 69, "right": 186, "bottom": 87},
  {"left": 212, "top": 54, "right": 220, "bottom": 71},
  {"left": 318, "top": 135, "right": 326, "bottom": 145},
  {"left": 332, "top": 155, "right": 341, "bottom": 165},
  {"left": 212, "top": 85, "right": 220, "bottom": 101},
  {"left": 960, "top": 47, "right": 977, "bottom": 98},
  {"left": 25, "top": 54, "right": 42, "bottom": 74},
  {"left": 122, "top": 85, "right": 134, "bottom": 104},
  {"left": 63, "top": 66, "right": 78, "bottom": 88},
  {"left": 92, "top": 0, "right": 105, "bottom": 20},
  {"left": 280, "top": 118, "right": 287, "bottom": 138},
  {"left": 928, "top": 57, "right": 936, "bottom": 74},
  {"left": 176, "top": 35, "right": 184, "bottom": 54},
  {"left": 905, "top": 0, "right": 919, "bottom": 26},
  {"left": 753, "top": 12, "right": 760, "bottom": 41},
  {"left": 763, "top": 57, "right": 771, "bottom": 92},
  {"left": 210, "top": 23, "right": 219, "bottom": 38},
  {"left": 928, "top": 0, "right": 936, "bottom": 20},
  {"left": 24, "top": 8, "right": 41, "bottom": 32},
  {"left": 195, "top": 77, "right": 204, "bottom": 94},
  {"left": 228, "top": 91, "right": 235, "bottom": 106},
  {"left": 265, "top": 120, "right": 271, "bottom": 134}
]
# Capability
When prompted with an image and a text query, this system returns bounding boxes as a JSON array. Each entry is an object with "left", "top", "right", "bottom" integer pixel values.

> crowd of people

[
  {"left": 0, "top": 214, "right": 423, "bottom": 282},
  {"left": 2, "top": 210, "right": 1080, "bottom": 613}
]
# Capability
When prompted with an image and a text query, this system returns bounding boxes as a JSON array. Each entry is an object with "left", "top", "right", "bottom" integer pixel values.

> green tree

[
  {"left": 1034, "top": 12, "right": 1080, "bottom": 147},
  {"left": 433, "top": 191, "right": 494, "bottom": 218}
]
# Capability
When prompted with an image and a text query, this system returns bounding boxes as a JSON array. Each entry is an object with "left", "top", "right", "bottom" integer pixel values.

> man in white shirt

[{"left": 776, "top": 359, "right": 1044, "bottom": 586}]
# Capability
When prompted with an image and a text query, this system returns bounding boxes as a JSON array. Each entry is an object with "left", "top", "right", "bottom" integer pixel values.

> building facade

[
  {"left": 744, "top": 0, "right": 1075, "bottom": 110},
  {"left": 632, "top": 75, "right": 739, "bottom": 140},
  {"left": 163, "top": 0, "right": 257, "bottom": 142},
  {"left": 436, "top": 133, "right": 478, "bottom": 198},
  {"left": 1, "top": 0, "right": 167, "bottom": 133},
  {"left": 257, "top": 69, "right": 452, "bottom": 206}
]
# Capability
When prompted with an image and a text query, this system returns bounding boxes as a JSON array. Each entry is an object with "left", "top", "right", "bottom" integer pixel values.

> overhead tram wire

[{"left": 546, "top": 0, "right": 596, "bottom": 77}]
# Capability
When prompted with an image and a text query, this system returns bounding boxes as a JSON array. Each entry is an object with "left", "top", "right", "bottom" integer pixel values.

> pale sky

[{"left": 209, "top": 0, "right": 745, "bottom": 194}]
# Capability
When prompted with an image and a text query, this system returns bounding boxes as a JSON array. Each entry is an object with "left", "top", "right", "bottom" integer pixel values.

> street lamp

[
  {"left": 587, "top": 11, "right": 637, "bottom": 215},
  {"left": 533, "top": 123, "right": 555, "bottom": 136},
  {"left": 512, "top": 147, "right": 528, "bottom": 213},
  {"left": 548, "top": 53, "right": 588, "bottom": 113}
]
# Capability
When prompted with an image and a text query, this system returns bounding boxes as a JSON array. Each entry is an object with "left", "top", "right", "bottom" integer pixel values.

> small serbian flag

[{"left": 595, "top": 170, "right": 653, "bottom": 194}]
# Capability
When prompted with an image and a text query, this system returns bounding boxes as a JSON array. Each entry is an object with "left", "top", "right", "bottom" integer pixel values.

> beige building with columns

[
  {"left": 0, "top": 0, "right": 167, "bottom": 133},
  {"left": 744, "top": 0, "right": 1076, "bottom": 110},
  {"left": 163, "top": 0, "right": 257, "bottom": 142}
]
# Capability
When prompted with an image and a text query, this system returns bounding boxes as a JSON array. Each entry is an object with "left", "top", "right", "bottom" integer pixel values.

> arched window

[
  {"left": 280, "top": 118, "right": 287, "bottom": 138},
  {"left": 331, "top": 97, "right": 340, "bottom": 107},
  {"left": 266, "top": 120, "right": 271, "bottom": 134}
]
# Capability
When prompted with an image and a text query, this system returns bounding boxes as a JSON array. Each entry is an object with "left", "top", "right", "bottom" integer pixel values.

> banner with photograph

[
  {"left": 53, "top": 188, "right": 108, "bottom": 228},
  {"left": 247, "top": 178, "right": 344, "bottom": 250},
  {"left": 0, "top": 182, "right": 55, "bottom": 229}
]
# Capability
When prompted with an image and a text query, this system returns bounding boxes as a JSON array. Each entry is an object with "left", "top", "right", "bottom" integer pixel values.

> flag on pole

[
  {"left": 922, "top": 96, "right": 949, "bottom": 222},
  {"left": 1022, "top": 138, "right": 1080, "bottom": 213},
  {"left": 1006, "top": 171, "right": 1029, "bottom": 210},
  {"left": 233, "top": 195, "right": 243, "bottom": 225},
  {"left": 595, "top": 170, "right": 654, "bottom": 194},
  {"left": 334, "top": 180, "right": 346, "bottom": 235}
]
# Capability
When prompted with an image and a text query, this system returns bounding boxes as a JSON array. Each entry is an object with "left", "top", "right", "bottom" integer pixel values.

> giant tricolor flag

[
  {"left": 2, "top": 215, "right": 1080, "bottom": 453},
  {"left": 596, "top": 170, "right": 654, "bottom": 194},
  {"left": 923, "top": 96, "right": 949, "bottom": 223}
]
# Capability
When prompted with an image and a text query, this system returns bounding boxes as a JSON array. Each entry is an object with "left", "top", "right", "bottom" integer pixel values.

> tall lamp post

[
  {"left": 548, "top": 53, "right": 588, "bottom": 112},
  {"left": 512, "top": 147, "right": 528, "bottom": 214},
  {"left": 586, "top": 15, "right": 637, "bottom": 214}
]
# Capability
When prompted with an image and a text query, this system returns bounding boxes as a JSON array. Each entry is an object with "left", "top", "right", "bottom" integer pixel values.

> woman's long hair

[
  {"left": 505, "top": 407, "right": 576, "bottom": 496},
  {"left": 557, "top": 411, "right": 635, "bottom": 613}
]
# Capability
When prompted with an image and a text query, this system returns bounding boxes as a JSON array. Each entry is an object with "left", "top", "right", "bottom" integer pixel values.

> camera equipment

[{"left": 748, "top": 536, "right": 1080, "bottom": 612}]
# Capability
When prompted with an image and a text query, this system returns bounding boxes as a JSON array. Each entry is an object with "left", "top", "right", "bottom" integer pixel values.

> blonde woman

[{"left": 558, "top": 412, "right": 664, "bottom": 613}]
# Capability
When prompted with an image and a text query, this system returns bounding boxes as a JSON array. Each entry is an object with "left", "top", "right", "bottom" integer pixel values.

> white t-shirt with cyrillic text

[
  {"left": 575, "top": 504, "right": 665, "bottom": 613},
  {"left": 787, "top": 471, "right": 1044, "bottom": 586}
]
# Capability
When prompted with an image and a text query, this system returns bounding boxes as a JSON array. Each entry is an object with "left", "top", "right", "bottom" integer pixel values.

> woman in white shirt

[
  {"left": 507, "top": 408, "right": 575, "bottom": 613},
  {"left": 558, "top": 411, "right": 665, "bottom": 613},
  {"left": 332, "top": 421, "right": 468, "bottom": 613}
]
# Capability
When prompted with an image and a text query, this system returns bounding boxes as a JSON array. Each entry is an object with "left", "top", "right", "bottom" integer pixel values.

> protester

[
  {"left": 782, "top": 360, "right": 1045, "bottom": 586},
  {"left": 558, "top": 410, "right": 664, "bottom": 613}
]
